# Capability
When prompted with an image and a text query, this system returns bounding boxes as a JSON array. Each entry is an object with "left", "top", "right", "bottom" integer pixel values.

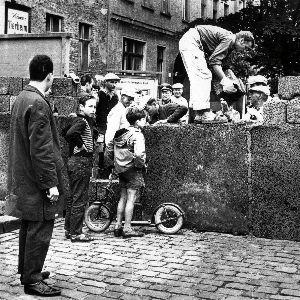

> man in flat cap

[{"left": 160, "top": 83, "right": 173, "bottom": 105}]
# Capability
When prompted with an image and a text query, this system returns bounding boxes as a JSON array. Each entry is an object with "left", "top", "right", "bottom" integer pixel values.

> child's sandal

[{"left": 71, "top": 234, "right": 94, "bottom": 243}]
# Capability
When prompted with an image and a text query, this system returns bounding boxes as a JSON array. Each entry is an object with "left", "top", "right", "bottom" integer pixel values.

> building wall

[{"left": 0, "top": 0, "right": 109, "bottom": 74}]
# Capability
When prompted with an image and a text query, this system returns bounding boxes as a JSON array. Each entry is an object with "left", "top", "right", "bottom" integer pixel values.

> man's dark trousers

[{"left": 18, "top": 219, "right": 54, "bottom": 284}]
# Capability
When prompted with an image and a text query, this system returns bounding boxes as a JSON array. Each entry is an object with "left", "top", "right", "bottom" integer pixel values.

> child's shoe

[
  {"left": 113, "top": 226, "right": 123, "bottom": 237},
  {"left": 122, "top": 227, "right": 144, "bottom": 238}
]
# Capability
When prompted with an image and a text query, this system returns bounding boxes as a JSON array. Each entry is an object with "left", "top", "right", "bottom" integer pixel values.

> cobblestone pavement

[{"left": 1, "top": 219, "right": 300, "bottom": 300}]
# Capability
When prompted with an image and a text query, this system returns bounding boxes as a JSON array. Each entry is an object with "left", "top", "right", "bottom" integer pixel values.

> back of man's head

[
  {"left": 80, "top": 74, "right": 92, "bottom": 86},
  {"left": 29, "top": 55, "right": 53, "bottom": 82}
]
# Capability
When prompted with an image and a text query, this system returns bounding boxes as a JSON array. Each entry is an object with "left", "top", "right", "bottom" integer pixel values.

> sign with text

[
  {"left": 119, "top": 77, "right": 158, "bottom": 98},
  {"left": 6, "top": 8, "right": 29, "bottom": 34}
]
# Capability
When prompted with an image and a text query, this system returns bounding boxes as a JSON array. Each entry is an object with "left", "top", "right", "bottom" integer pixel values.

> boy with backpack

[
  {"left": 105, "top": 107, "right": 147, "bottom": 238},
  {"left": 64, "top": 94, "right": 97, "bottom": 242}
]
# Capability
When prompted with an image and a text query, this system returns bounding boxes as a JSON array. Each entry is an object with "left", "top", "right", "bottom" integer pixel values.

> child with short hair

[
  {"left": 64, "top": 94, "right": 97, "bottom": 242},
  {"left": 105, "top": 107, "right": 147, "bottom": 238}
]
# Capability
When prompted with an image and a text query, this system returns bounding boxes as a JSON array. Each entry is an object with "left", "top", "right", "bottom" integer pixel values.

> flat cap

[
  {"left": 249, "top": 85, "right": 270, "bottom": 96},
  {"left": 104, "top": 73, "right": 120, "bottom": 81},
  {"left": 160, "top": 83, "right": 173, "bottom": 92},
  {"left": 172, "top": 83, "right": 184, "bottom": 89}
]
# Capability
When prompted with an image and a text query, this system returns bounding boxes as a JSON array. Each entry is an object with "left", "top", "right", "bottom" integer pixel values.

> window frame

[
  {"left": 161, "top": 0, "right": 170, "bottom": 15},
  {"left": 122, "top": 37, "right": 145, "bottom": 72},
  {"left": 79, "top": 22, "right": 92, "bottom": 71},
  {"left": 46, "top": 13, "right": 63, "bottom": 32},
  {"left": 182, "top": 0, "right": 190, "bottom": 21},
  {"left": 157, "top": 46, "right": 165, "bottom": 85}
]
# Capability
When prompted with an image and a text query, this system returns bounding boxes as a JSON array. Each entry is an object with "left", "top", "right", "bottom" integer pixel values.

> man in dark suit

[{"left": 7, "top": 55, "right": 65, "bottom": 297}]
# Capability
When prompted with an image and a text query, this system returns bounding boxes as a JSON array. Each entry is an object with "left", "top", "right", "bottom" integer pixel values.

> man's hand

[
  {"left": 47, "top": 186, "right": 59, "bottom": 204},
  {"left": 221, "top": 77, "right": 237, "bottom": 94},
  {"left": 154, "top": 119, "right": 168, "bottom": 126}
]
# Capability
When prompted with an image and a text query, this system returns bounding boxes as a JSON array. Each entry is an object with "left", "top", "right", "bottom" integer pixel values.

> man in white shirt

[{"left": 105, "top": 87, "right": 136, "bottom": 146}]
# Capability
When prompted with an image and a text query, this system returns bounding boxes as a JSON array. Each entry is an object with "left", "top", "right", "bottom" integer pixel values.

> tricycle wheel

[
  {"left": 154, "top": 204, "right": 184, "bottom": 234},
  {"left": 84, "top": 204, "right": 112, "bottom": 232}
]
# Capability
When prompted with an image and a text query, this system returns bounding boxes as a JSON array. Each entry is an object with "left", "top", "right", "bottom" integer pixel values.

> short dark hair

[
  {"left": 78, "top": 94, "right": 96, "bottom": 107},
  {"left": 126, "top": 107, "right": 146, "bottom": 125},
  {"left": 29, "top": 55, "right": 53, "bottom": 81},
  {"left": 236, "top": 31, "right": 255, "bottom": 48},
  {"left": 80, "top": 74, "right": 92, "bottom": 86},
  {"left": 146, "top": 98, "right": 157, "bottom": 106}
]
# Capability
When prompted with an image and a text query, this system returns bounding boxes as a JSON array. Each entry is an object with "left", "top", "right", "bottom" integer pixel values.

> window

[
  {"left": 79, "top": 23, "right": 92, "bottom": 71},
  {"left": 161, "top": 0, "right": 170, "bottom": 14},
  {"left": 157, "top": 46, "right": 165, "bottom": 84},
  {"left": 213, "top": 0, "right": 219, "bottom": 20},
  {"left": 142, "top": 0, "right": 153, "bottom": 8},
  {"left": 224, "top": 3, "right": 229, "bottom": 16},
  {"left": 122, "top": 38, "right": 145, "bottom": 71},
  {"left": 46, "top": 14, "right": 62, "bottom": 32},
  {"left": 182, "top": 0, "right": 190, "bottom": 21},
  {"left": 201, "top": 0, "right": 206, "bottom": 19}
]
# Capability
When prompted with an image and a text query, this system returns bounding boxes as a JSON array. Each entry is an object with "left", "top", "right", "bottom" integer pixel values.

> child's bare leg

[
  {"left": 124, "top": 188, "right": 138, "bottom": 229},
  {"left": 115, "top": 188, "right": 127, "bottom": 228}
]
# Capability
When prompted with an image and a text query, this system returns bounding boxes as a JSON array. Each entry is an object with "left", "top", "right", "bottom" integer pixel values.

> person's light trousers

[{"left": 179, "top": 28, "right": 212, "bottom": 111}]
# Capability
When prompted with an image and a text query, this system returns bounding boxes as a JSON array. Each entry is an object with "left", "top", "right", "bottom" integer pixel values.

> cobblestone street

[{"left": 1, "top": 219, "right": 300, "bottom": 300}]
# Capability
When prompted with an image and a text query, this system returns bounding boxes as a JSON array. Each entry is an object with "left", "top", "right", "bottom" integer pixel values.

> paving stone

[
  {"left": 281, "top": 289, "right": 300, "bottom": 297},
  {"left": 136, "top": 288, "right": 171, "bottom": 299},
  {"left": 2, "top": 220, "right": 300, "bottom": 299}
]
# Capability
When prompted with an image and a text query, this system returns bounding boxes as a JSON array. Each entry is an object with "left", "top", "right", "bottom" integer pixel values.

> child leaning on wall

[{"left": 105, "top": 107, "right": 147, "bottom": 238}]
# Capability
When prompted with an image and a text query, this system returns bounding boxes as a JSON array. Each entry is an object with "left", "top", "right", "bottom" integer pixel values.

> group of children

[{"left": 64, "top": 92, "right": 148, "bottom": 240}]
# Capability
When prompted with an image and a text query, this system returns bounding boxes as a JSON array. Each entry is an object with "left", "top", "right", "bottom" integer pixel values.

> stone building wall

[{"left": 1, "top": 0, "right": 109, "bottom": 74}]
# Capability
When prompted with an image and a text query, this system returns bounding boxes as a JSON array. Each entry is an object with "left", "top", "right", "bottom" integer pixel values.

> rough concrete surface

[
  {"left": 1, "top": 219, "right": 300, "bottom": 299},
  {"left": 144, "top": 124, "right": 249, "bottom": 235},
  {"left": 250, "top": 125, "right": 300, "bottom": 241}
]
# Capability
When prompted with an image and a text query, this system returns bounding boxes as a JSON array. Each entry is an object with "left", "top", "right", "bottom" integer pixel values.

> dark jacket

[
  {"left": 64, "top": 114, "right": 96, "bottom": 157},
  {"left": 7, "top": 85, "right": 65, "bottom": 221},
  {"left": 96, "top": 90, "right": 119, "bottom": 131},
  {"left": 150, "top": 103, "right": 188, "bottom": 125}
]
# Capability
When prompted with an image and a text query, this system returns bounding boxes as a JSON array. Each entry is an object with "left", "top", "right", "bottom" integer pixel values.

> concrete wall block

[
  {"left": 263, "top": 99, "right": 287, "bottom": 125},
  {"left": 52, "top": 78, "right": 78, "bottom": 97},
  {"left": 22, "top": 78, "right": 30, "bottom": 89},
  {"left": 0, "top": 77, "right": 9, "bottom": 94},
  {"left": 0, "top": 95, "right": 10, "bottom": 112},
  {"left": 250, "top": 126, "right": 300, "bottom": 241},
  {"left": 287, "top": 98, "right": 300, "bottom": 124},
  {"left": 53, "top": 96, "right": 77, "bottom": 116},
  {"left": 8, "top": 77, "right": 23, "bottom": 96},
  {"left": 9, "top": 96, "right": 17, "bottom": 111},
  {"left": 278, "top": 76, "right": 300, "bottom": 100}
]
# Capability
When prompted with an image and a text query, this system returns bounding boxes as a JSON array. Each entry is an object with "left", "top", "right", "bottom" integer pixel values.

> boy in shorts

[{"left": 105, "top": 107, "right": 147, "bottom": 238}]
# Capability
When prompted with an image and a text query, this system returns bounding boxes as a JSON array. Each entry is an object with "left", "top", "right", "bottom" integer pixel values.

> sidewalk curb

[{"left": 0, "top": 216, "right": 21, "bottom": 234}]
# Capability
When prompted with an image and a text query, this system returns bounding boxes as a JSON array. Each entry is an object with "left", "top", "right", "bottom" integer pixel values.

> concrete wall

[{"left": 2, "top": 76, "right": 300, "bottom": 242}]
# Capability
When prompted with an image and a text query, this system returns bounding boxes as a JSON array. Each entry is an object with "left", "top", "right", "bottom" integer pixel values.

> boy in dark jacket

[
  {"left": 105, "top": 107, "right": 147, "bottom": 238},
  {"left": 64, "top": 94, "right": 97, "bottom": 242}
]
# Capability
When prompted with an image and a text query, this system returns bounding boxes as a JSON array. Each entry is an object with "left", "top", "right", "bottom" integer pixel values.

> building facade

[{"left": 0, "top": 0, "right": 247, "bottom": 81}]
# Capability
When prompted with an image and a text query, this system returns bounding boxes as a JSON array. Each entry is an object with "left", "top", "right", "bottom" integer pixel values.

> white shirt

[{"left": 105, "top": 102, "right": 130, "bottom": 146}]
